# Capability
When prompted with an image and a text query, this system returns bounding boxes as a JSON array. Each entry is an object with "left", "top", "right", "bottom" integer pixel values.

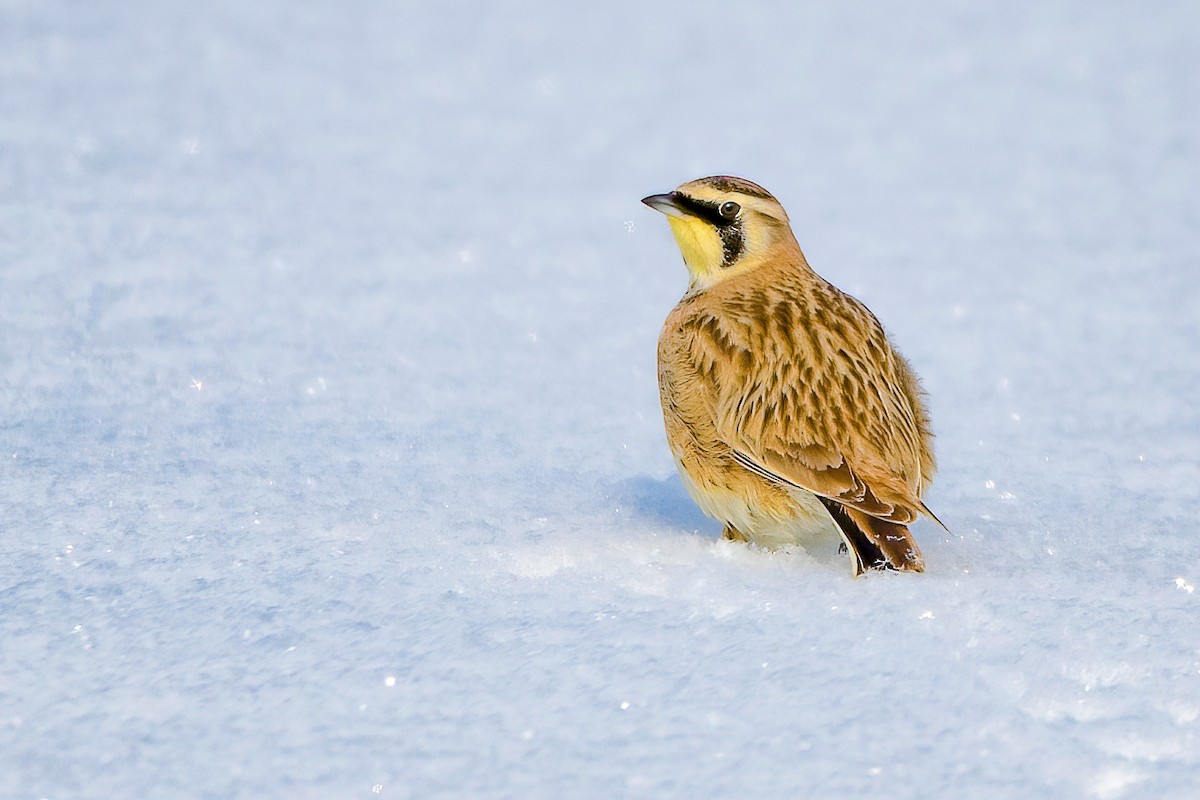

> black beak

[{"left": 641, "top": 192, "right": 688, "bottom": 218}]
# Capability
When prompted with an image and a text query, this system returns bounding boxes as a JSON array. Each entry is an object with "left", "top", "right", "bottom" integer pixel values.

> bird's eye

[{"left": 719, "top": 201, "right": 741, "bottom": 219}]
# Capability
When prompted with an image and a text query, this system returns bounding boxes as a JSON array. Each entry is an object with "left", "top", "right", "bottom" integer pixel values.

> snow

[{"left": 2, "top": 1, "right": 1199, "bottom": 797}]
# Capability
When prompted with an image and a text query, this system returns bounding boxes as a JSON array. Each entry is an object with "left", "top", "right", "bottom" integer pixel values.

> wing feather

[{"left": 686, "top": 274, "right": 935, "bottom": 527}]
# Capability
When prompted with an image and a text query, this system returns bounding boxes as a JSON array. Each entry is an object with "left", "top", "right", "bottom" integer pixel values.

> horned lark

[{"left": 643, "top": 176, "right": 941, "bottom": 575}]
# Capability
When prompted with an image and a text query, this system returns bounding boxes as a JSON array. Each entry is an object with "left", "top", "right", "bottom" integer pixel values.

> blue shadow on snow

[{"left": 610, "top": 473, "right": 719, "bottom": 539}]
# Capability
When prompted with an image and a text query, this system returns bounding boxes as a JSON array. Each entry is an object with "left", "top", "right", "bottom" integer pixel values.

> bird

[{"left": 642, "top": 175, "right": 942, "bottom": 575}]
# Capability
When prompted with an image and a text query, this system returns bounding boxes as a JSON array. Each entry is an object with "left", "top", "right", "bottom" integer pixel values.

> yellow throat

[{"left": 667, "top": 215, "right": 724, "bottom": 284}]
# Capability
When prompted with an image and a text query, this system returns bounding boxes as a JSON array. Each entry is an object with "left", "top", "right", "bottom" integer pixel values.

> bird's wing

[
  {"left": 729, "top": 446, "right": 920, "bottom": 525},
  {"left": 684, "top": 285, "right": 928, "bottom": 526}
]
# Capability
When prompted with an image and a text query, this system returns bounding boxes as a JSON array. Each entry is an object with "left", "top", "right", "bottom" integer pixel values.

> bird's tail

[{"left": 820, "top": 499, "right": 926, "bottom": 575}]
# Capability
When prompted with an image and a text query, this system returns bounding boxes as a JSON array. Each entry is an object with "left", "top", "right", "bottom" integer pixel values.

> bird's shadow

[
  {"left": 610, "top": 473, "right": 850, "bottom": 571},
  {"left": 610, "top": 473, "right": 721, "bottom": 539}
]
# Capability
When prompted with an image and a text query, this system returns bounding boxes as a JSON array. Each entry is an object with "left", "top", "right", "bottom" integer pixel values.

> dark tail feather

[
  {"left": 820, "top": 499, "right": 925, "bottom": 575},
  {"left": 820, "top": 499, "right": 887, "bottom": 575}
]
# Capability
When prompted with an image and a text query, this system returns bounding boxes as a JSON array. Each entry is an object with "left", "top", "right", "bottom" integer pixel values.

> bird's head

[{"left": 642, "top": 175, "right": 798, "bottom": 290}]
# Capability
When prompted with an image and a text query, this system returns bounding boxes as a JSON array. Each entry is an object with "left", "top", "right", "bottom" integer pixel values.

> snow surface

[{"left": 3, "top": 1, "right": 1199, "bottom": 797}]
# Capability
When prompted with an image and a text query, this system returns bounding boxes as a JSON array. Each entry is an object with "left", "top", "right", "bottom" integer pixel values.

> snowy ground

[{"left": 3, "top": 1, "right": 1199, "bottom": 797}]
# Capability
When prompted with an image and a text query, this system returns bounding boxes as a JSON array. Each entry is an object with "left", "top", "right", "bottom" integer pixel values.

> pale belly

[{"left": 673, "top": 455, "right": 844, "bottom": 551}]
